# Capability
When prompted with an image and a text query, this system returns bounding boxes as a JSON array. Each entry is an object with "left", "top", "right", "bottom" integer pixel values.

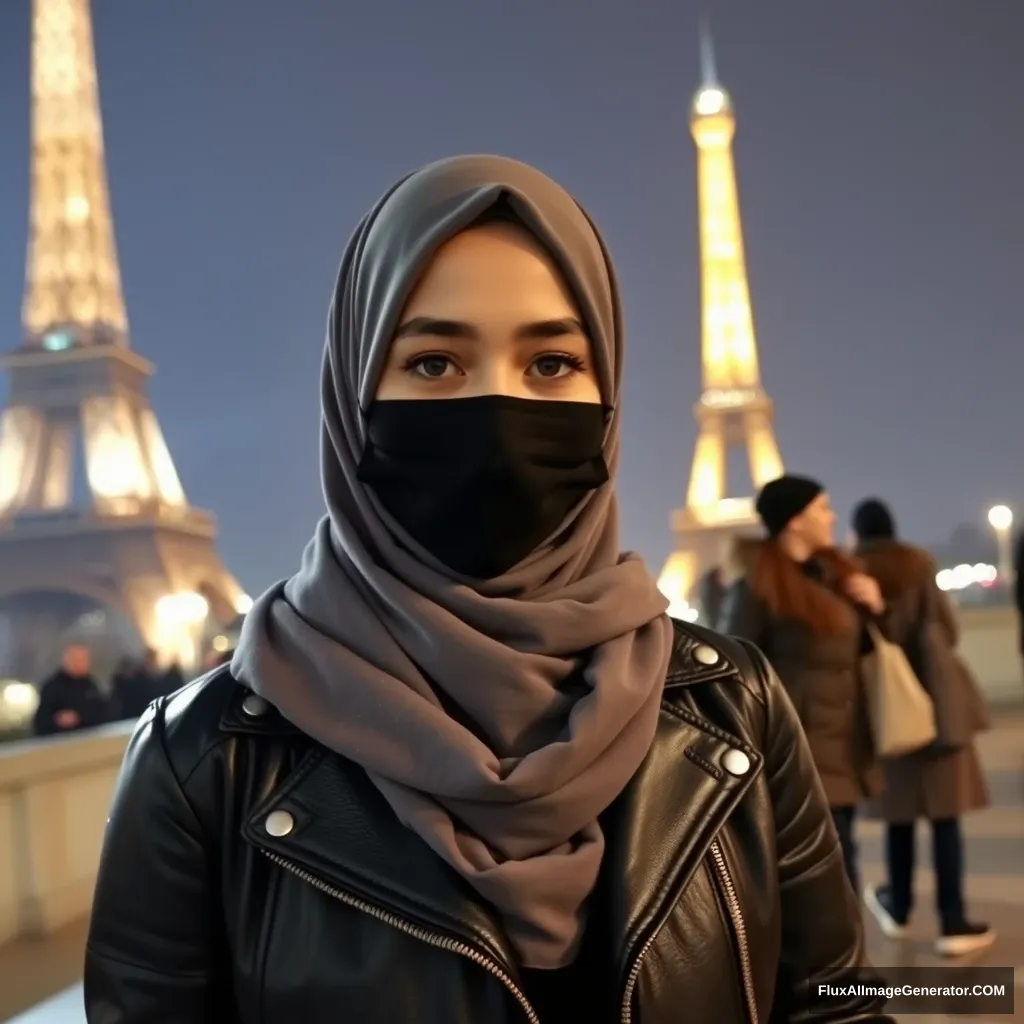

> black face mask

[{"left": 357, "top": 396, "right": 609, "bottom": 579}]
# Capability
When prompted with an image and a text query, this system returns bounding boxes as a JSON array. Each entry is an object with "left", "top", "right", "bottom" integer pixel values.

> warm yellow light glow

[
  {"left": 156, "top": 591, "right": 209, "bottom": 627},
  {"left": 23, "top": 0, "right": 129, "bottom": 344},
  {"left": 235, "top": 593, "right": 254, "bottom": 615},
  {"left": 211, "top": 634, "right": 230, "bottom": 653},
  {"left": 136, "top": 409, "right": 188, "bottom": 506},
  {"left": 695, "top": 144, "right": 759, "bottom": 391},
  {"left": 987, "top": 505, "right": 1013, "bottom": 532},
  {"left": 65, "top": 194, "right": 90, "bottom": 222},
  {"left": 153, "top": 592, "right": 209, "bottom": 672},
  {"left": 82, "top": 395, "right": 155, "bottom": 503},
  {"left": 0, "top": 407, "right": 45, "bottom": 515},
  {"left": 702, "top": 388, "right": 757, "bottom": 409},
  {"left": 936, "top": 563, "right": 997, "bottom": 592},
  {"left": 657, "top": 552, "right": 698, "bottom": 619},
  {"left": 694, "top": 88, "right": 727, "bottom": 117},
  {"left": 0, "top": 680, "right": 41, "bottom": 729},
  {"left": 746, "top": 418, "right": 784, "bottom": 489},
  {"left": 686, "top": 425, "right": 726, "bottom": 511},
  {"left": 1, "top": 681, "right": 39, "bottom": 710}
]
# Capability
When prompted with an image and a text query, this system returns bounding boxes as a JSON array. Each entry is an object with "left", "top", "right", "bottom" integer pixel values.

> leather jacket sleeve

[
  {"left": 84, "top": 703, "right": 221, "bottom": 1023},
  {"left": 744, "top": 640, "right": 893, "bottom": 1022}
]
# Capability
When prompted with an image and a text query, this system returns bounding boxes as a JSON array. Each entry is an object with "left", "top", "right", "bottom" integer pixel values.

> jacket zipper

[
  {"left": 619, "top": 839, "right": 758, "bottom": 1024},
  {"left": 265, "top": 842, "right": 755, "bottom": 1024},
  {"left": 708, "top": 839, "right": 758, "bottom": 1024},
  {"left": 260, "top": 849, "right": 540, "bottom": 1024}
]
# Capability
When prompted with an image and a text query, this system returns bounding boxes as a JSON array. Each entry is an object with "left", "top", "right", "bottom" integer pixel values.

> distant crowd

[{"left": 32, "top": 643, "right": 230, "bottom": 736}]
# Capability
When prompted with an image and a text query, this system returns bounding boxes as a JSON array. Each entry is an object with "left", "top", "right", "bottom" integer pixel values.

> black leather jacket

[{"left": 84, "top": 622, "right": 890, "bottom": 1023}]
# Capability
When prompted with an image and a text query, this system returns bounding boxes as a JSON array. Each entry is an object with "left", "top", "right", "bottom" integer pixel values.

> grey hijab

[{"left": 233, "top": 154, "right": 673, "bottom": 969}]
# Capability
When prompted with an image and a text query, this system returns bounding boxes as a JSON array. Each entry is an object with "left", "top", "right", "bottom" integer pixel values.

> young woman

[
  {"left": 852, "top": 498, "right": 994, "bottom": 957},
  {"left": 84, "top": 157, "right": 889, "bottom": 1023},
  {"left": 718, "top": 475, "right": 886, "bottom": 894}
]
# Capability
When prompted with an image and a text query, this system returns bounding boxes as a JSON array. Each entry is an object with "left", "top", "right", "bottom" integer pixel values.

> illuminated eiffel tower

[
  {"left": 0, "top": 0, "right": 246, "bottom": 677},
  {"left": 658, "top": 24, "right": 784, "bottom": 619}
]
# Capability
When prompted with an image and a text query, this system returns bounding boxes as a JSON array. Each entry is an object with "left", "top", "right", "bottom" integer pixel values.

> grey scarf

[{"left": 233, "top": 154, "right": 673, "bottom": 969}]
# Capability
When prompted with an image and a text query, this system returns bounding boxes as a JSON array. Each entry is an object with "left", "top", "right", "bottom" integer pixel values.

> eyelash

[{"left": 402, "top": 352, "right": 587, "bottom": 379}]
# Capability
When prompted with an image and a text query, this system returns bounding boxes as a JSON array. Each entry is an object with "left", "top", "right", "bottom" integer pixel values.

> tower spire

[
  {"left": 22, "top": 0, "right": 129, "bottom": 350},
  {"left": 658, "top": 26, "right": 784, "bottom": 619},
  {"left": 699, "top": 16, "right": 718, "bottom": 88}
]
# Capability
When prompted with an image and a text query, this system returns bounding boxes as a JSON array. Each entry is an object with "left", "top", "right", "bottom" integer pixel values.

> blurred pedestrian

[
  {"left": 33, "top": 644, "right": 111, "bottom": 736},
  {"left": 718, "top": 474, "right": 886, "bottom": 893},
  {"left": 695, "top": 564, "right": 726, "bottom": 627},
  {"left": 110, "top": 649, "right": 163, "bottom": 719},
  {"left": 161, "top": 659, "right": 186, "bottom": 693},
  {"left": 852, "top": 498, "right": 994, "bottom": 957}
]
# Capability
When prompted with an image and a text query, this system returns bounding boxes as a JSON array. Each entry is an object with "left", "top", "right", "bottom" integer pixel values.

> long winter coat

[
  {"left": 856, "top": 539, "right": 989, "bottom": 824},
  {"left": 717, "top": 539, "right": 883, "bottom": 808}
]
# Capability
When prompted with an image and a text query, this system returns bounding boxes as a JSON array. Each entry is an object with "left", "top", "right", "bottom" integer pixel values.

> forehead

[{"left": 401, "top": 223, "right": 579, "bottom": 315}]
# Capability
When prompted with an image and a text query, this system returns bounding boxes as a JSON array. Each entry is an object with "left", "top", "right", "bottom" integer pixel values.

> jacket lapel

[
  {"left": 601, "top": 627, "right": 762, "bottom": 976},
  {"left": 236, "top": 729, "right": 518, "bottom": 974}
]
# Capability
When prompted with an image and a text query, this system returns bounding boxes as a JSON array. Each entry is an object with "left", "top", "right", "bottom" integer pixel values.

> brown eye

[
  {"left": 530, "top": 354, "right": 586, "bottom": 379},
  {"left": 408, "top": 354, "right": 457, "bottom": 378}
]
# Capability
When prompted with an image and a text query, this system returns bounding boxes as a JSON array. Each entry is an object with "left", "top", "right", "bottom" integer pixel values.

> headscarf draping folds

[{"left": 233, "top": 155, "right": 673, "bottom": 969}]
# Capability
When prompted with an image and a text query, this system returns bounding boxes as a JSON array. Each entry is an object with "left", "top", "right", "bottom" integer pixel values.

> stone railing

[{"left": 0, "top": 723, "right": 132, "bottom": 946}]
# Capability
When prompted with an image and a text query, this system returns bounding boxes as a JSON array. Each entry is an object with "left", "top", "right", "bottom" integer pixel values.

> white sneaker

[
  {"left": 863, "top": 884, "right": 908, "bottom": 939},
  {"left": 935, "top": 923, "right": 996, "bottom": 958}
]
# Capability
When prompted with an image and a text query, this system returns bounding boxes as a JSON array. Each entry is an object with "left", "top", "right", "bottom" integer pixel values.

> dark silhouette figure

[
  {"left": 161, "top": 660, "right": 186, "bottom": 694},
  {"left": 695, "top": 565, "right": 726, "bottom": 627},
  {"left": 33, "top": 644, "right": 111, "bottom": 736},
  {"left": 111, "top": 649, "right": 165, "bottom": 720},
  {"left": 852, "top": 498, "right": 994, "bottom": 958}
]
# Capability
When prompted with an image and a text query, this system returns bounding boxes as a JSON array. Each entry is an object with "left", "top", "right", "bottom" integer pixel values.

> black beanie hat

[
  {"left": 755, "top": 475, "right": 824, "bottom": 537},
  {"left": 852, "top": 498, "right": 896, "bottom": 541}
]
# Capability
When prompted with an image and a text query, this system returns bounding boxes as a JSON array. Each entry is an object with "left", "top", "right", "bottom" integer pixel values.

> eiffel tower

[
  {"left": 0, "top": 0, "right": 246, "bottom": 678},
  {"left": 658, "top": 24, "right": 784, "bottom": 620}
]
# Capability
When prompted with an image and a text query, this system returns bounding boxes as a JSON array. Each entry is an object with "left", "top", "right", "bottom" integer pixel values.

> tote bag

[{"left": 862, "top": 622, "right": 937, "bottom": 758}]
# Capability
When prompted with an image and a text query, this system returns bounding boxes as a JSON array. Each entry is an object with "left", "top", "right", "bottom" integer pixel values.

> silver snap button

[
  {"left": 721, "top": 749, "right": 750, "bottom": 776},
  {"left": 264, "top": 810, "right": 295, "bottom": 837},
  {"left": 693, "top": 644, "right": 720, "bottom": 666},
  {"left": 242, "top": 693, "right": 269, "bottom": 717}
]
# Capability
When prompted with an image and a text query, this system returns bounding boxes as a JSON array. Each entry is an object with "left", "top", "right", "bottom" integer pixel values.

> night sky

[{"left": 0, "top": 1, "right": 1022, "bottom": 595}]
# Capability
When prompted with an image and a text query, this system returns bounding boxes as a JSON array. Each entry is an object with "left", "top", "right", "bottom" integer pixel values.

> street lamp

[{"left": 987, "top": 505, "right": 1014, "bottom": 592}]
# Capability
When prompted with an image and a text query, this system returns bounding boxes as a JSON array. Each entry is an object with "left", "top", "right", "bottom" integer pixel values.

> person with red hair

[{"left": 719, "top": 474, "right": 886, "bottom": 893}]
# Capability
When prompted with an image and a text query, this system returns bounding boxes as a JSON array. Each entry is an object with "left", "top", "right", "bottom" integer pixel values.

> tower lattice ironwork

[
  {"left": 658, "top": 23, "right": 784, "bottom": 618},
  {"left": 0, "top": 0, "right": 244, "bottom": 677}
]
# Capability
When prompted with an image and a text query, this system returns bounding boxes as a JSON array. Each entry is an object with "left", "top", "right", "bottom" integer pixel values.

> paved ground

[
  {"left": 857, "top": 711, "right": 1024, "bottom": 1022},
  {"left": 6, "top": 711, "right": 1023, "bottom": 1023}
]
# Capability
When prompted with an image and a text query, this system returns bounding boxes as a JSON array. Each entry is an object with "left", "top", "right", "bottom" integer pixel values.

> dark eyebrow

[
  {"left": 393, "top": 316, "right": 586, "bottom": 342},
  {"left": 514, "top": 317, "right": 586, "bottom": 340},
  {"left": 393, "top": 317, "right": 478, "bottom": 340}
]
